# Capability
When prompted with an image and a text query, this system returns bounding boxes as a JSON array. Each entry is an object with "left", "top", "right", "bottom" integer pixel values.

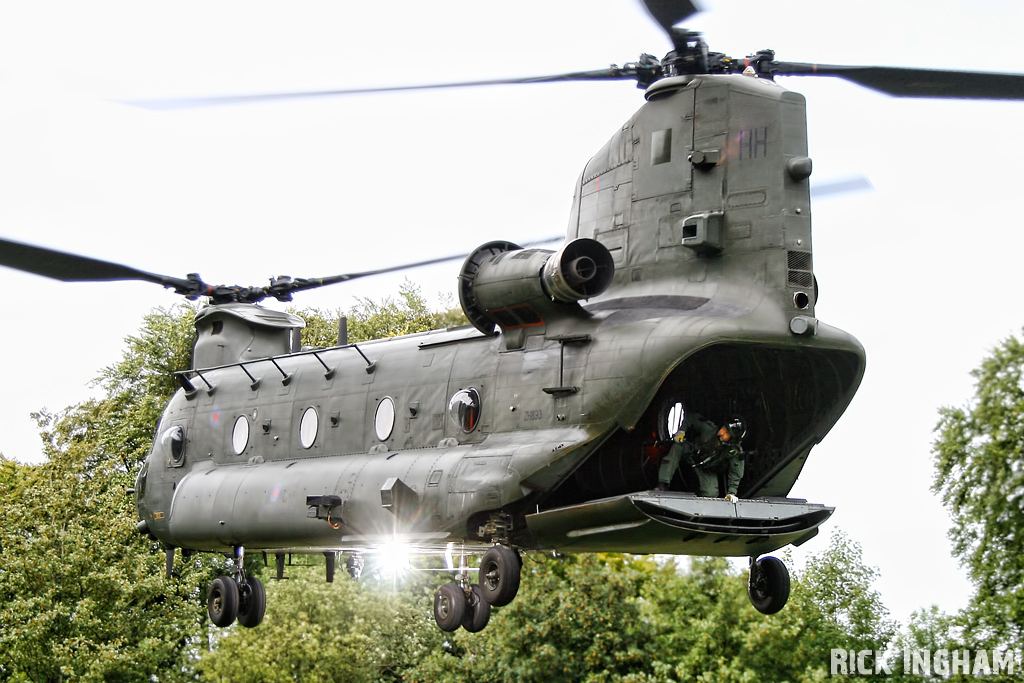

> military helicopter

[{"left": 3, "top": 0, "right": 1024, "bottom": 635}]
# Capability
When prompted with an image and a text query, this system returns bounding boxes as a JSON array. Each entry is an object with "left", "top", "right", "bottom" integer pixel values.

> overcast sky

[{"left": 2, "top": 0, "right": 1023, "bottom": 627}]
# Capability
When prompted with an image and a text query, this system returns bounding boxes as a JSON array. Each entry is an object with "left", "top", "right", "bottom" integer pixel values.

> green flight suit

[{"left": 658, "top": 413, "right": 745, "bottom": 497}]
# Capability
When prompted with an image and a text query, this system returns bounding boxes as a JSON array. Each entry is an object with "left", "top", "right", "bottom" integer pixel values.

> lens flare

[{"left": 378, "top": 540, "right": 411, "bottom": 577}]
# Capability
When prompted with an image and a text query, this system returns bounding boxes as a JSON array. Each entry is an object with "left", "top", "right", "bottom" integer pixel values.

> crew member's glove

[{"left": 724, "top": 493, "right": 739, "bottom": 503}]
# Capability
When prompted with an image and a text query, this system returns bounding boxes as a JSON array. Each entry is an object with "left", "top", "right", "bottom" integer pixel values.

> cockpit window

[
  {"left": 448, "top": 387, "right": 482, "bottom": 433},
  {"left": 135, "top": 462, "right": 148, "bottom": 500}
]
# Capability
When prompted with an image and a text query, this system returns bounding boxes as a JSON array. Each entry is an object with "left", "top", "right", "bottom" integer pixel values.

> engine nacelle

[{"left": 458, "top": 238, "right": 614, "bottom": 340}]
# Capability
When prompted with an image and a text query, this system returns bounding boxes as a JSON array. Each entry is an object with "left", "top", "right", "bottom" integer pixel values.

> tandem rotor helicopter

[{"left": 3, "top": 0, "right": 1024, "bottom": 634}]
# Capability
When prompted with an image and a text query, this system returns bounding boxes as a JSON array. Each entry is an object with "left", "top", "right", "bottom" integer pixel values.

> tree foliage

[
  {"left": 293, "top": 281, "right": 467, "bottom": 348},
  {"left": 0, "top": 304, "right": 206, "bottom": 682},
  {"left": 408, "top": 553, "right": 655, "bottom": 683},
  {"left": 405, "top": 534, "right": 897, "bottom": 683},
  {"left": 0, "top": 292, "right": 466, "bottom": 681},
  {"left": 197, "top": 564, "right": 442, "bottom": 683},
  {"left": 933, "top": 331, "right": 1024, "bottom": 650},
  {"left": 86, "top": 304, "right": 197, "bottom": 473},
  {"left": 795, "top": 530, "right": 899, "bottom": 655}
]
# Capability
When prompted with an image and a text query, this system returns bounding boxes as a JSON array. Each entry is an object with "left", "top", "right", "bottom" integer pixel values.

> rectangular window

[{"left": 652, "top": 129, "right": 672, "bottom": 165}]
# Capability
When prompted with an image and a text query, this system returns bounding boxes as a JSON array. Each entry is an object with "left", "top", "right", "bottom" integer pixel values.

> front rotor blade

[
  {"left": 775, "top": 62, "right": 1024, "bottom": 100},
  {"left": 121, "top": 69, "right": 634, "bottom": 110},
  {"left": 0, "top": 237, "right": 196, "bottom": 291},
  {"left": 639, "top": 0, "right": 701, "bottom": 34}
]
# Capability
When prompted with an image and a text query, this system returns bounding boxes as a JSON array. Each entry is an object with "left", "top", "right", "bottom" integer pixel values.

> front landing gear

[
  {"left": 207, "top": 546, "right": 267, "bottom": 628},
  {"left": 747, "top": 555, "right": 790, "bottom": 614},
  {"left": 236, "top": 575, "right": 266, "bottom": 628},
  {"left": 207, "top": 576, "right": 238, "bottom": 627}
]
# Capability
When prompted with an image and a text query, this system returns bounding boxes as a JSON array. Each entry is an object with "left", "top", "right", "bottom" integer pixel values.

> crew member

[{"left": 657, "top": 413, "right": 747, "bottom": 500}]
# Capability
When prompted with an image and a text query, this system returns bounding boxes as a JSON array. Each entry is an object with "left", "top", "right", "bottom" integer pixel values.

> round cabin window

[
  {"left": 231, "top": 415, "right": 250, "bottom": 455},
  {"left": 374, "top": 397, "right": 396, "bottom": 441},
  {"left": 656, "top": 400, "right": 686, "bottom": 441},
  {"left": 665, "top": 402, "right": 684, "bottom": 437},
  {"left": 162, "top": 424, "right": 185, "bottom": 465},
  {"left": 299, "top": 407, "right": 319, "bottom": 449},
  {"left": 448, "top": 387, "right": 482, "bottom": 433}
]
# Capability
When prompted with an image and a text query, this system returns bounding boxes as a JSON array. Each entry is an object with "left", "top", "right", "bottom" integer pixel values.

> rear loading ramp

[{"left": 525, "top": 491, "right": 832, "bottom": 557}]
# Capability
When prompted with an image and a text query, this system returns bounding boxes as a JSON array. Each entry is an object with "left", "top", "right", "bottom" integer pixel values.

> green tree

[
  {"left": 0, "top": 290, "right": 468, "bottom": 681},
  {"left": 889, "top": 605, "right": 970, "bottom": 681},
  {"left": 87, "top": 304, "right": 197, "bottom": 473},
  {"left": 0, "top": 304, "right": 206, "bottom": 682},
  {"left": 345, "top": 280, "right": 466, "bottom": 343},
  {"left": 795, "top": 531, "right": 898, "bottom": 655},
  {"left": 933, "top": 331, "right": 1024, "bottom": 651},
  {"left": 0, "top": 457, "right": 210, "bottom": 680},
  {"left": 293, "top": 281, "right": 467, "bottom": 348},
  {"left": 293, "top": 306, "right": 346, "bottom": 348},
  {"left": 406, "top": 533, "right": 897, "bottom": 683},
  {"left": 641, "top": 536, "right": 895, "bottom": 683},
  {"left": 197, "top": 563, "right": 442, "bottom": 682},
  {"left": 407, "top": 553, "right": 655, "bottom": 683}
]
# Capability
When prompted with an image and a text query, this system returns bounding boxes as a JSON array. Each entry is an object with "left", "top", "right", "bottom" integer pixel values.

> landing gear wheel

[
  {"left": 207, "top": 576, "right": 239, "bottom": 627},
  {"left": 748, "top": 556, "right": 790, "bottom": 615},
  {"left": 462, "top": 584, "right": 491, "bottom": 633},
  {"left": 433, "top": 582, "right": 467, "bottom": 632},
  {"left": 236, "top": 575, "right": 267, "bottom": 628},
  {"left": 479, "top": 545, "right": 521, "bottom": 607}
]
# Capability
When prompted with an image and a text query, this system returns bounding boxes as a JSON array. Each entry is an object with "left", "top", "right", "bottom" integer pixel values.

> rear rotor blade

[
  {"left": 121, "top": 69, "right": 636, "bottom": 110},
  {"left": 639, "top": 0, "right": 702, "bottom": 34},
  {"left": 811, "top": 176, "right": 873, "bottom": 198},
  {"left": 281, "top": 236, "right": 565, "bottom": 296},
  {"left": 775, "top": 62, "right": 1024, "bottom": 99}
]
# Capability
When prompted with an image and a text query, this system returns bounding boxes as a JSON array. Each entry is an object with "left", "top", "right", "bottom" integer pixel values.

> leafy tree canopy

[
  {"left": 197, "top": 563, "right": 443, "bottom": 683},
  {"left": 933, "top": 330, "right": 1024, "bottom": 650},
  {"left": 293, "top": 280, "right": 467, "bottom": 348},
  {"left": 405, "top": 533, "right": 898, "bottom": 683}
]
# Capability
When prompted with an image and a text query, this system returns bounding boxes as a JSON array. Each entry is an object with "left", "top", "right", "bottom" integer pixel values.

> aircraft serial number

[{"left": 524, "top": 409, "right": 543, "bottom": 421}]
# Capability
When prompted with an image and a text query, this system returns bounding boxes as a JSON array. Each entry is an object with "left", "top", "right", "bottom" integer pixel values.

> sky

[{"left": 2, "top": 0, "right": 1023, "bottom": 629}]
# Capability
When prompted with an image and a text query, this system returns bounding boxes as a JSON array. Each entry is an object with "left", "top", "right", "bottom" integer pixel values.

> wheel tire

[
  {"left": 461, "top": 584, "right": 492, "bottom": 633},
  {"left": 207, "top": 576, "right": 239, "bottom": 627},
  {"left": 433, "top": 582, "right": 467, "bottom": 632},
  {"left": 236, "top": 575, "right": 267, "bottom": 628},
  {"left": 748, "top": 556, "right": 790, "bottom": 615},
  {"left": 479, "top": 545, "right": 521, "bottom": 607}
]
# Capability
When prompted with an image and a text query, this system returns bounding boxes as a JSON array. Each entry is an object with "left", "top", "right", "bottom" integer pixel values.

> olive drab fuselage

[{"left": 135, "top": 73, "right": 866, "bottom": 560}]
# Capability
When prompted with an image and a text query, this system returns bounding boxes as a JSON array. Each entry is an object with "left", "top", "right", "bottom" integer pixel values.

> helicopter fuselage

[{"left": 135, "top": 73, "right": 865, "bottom": 566}]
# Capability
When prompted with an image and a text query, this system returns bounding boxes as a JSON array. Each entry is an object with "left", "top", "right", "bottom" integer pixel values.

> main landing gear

[
  {"left": 747, "top": 555, "right": 790, "bottom": 615},
  {"left": 207, "top": 546, "right": 267, "bottom": 628},
  {"left": 433, "top": 544, "right": 521, "bottom": 633}
]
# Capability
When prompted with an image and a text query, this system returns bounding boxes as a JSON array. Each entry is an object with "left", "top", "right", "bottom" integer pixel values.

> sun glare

[{"left": 377, "top": 540, "right": 411, "bottom": 577}]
